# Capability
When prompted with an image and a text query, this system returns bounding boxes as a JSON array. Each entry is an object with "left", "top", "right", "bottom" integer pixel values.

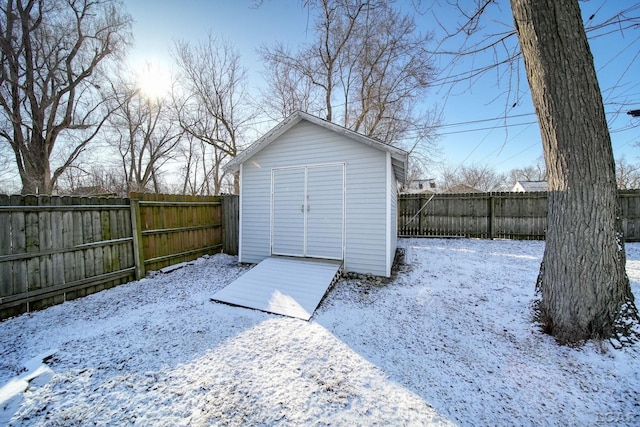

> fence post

[
  {"left": 418, "top": 195, "right": 423, "bottom": 235},
  {"left": 488, "top": 194, "right": 495, "bottom": 240},
  {"left": 221, "top": 195, "right": 239, "bottom": 255},
  {"left": 129, "top": 194, "right": 145, "bottom": 280}
]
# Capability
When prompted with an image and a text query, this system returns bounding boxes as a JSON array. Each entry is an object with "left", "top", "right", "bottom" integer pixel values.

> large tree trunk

[
  {"left": 18, "top": 148, "right": 51, "bottom": 195},
  {"left": 510, "top": 0, "right": 637, "bottom": 344}
]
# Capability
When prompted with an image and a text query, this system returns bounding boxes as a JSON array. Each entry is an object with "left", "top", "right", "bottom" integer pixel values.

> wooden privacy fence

[
  {"left": 0, "top": 193, "right": 239, "bottom": 320},
  {"left": 0, "top": 195, "right": 135, "bottom": 319},
  {"left": 4, "top": 189, "right": 639, "bottom": 319},
  {"left": 398, "top": 190, "right": 640, "bottom": 241},
  {"left": 131, "top": 193, "right": 222, "bottom": 275}
]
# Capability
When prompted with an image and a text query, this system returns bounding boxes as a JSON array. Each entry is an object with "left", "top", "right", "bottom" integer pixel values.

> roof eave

[
  {"left": 224, "top": 112, "right": 305, "bottom": 173},
  {"left": 224, "top": 111, "right": 409, "bottom": 182}
]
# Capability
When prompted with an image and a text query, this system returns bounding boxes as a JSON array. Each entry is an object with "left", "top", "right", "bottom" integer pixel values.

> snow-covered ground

[{"left": 1, "top": 238, "right": 639, "bottom": 426}]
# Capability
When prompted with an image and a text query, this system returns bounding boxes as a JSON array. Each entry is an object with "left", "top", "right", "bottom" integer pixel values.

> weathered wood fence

[
  {"left": 0, "top": 193, "right": 239, "bottom": 320},
  {"left": 398, "top": 190, "right": 640, "bottom": 241},
  {"left": 5, "top": 189, "right": 640, "bottom": 319}
]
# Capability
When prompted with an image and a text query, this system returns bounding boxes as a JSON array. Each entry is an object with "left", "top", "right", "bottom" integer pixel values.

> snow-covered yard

[{"left": 1, "top": 238, "right": 639, "bottom": 426}]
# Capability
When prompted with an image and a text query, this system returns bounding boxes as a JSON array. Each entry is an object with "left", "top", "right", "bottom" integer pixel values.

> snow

[
  {"left": 0, "top": 349, "right": 57, "bottom": 425},
  {"left": 1, "top": 239, "right": 639, "bottom": 426}
]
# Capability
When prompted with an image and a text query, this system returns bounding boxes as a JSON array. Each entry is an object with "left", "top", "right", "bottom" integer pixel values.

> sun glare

[{"left": 136, "top": 61, "right": 171, "bottom": 100}]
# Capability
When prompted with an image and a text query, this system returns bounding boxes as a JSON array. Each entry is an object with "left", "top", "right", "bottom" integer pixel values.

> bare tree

[
  {"left": 616, "top": 156, "right": 640, "bottom": 190},
  {"left": 108, "top": 77, "right": 182, "bottom": 193},
  {"left": 56, "top": 163, "right": 126, "bottom": 196},
  {"left": 0, "top": 0, "right": 131, "bottom": 194},
  {"left": 175, "top": 133, "right": 231, "bottom": 196},
  {"left": 177, "top": 134, "right": 204, "bottom": 196},
  {"left": 259, "top": 51, "right": 321, "bottom": 119},
  {"left": 506, "top": 158, "right": 546, "bottom": 188},
  {"left": 439, "top": 163, "right": 506, "bottom": 192},
  {"left": 511, "top": 0, "right": 638, "bottom": 344},
  {"left": 259, "top": 0, "right": 439, "bottom": 155},
  {"left": 172, "top": 35, "right": 255, "bottom": 194}
]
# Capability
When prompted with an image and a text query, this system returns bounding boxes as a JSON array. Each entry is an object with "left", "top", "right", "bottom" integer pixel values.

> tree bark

[{"left": 510, "top": 0, "right": 638, "bottom": 343}]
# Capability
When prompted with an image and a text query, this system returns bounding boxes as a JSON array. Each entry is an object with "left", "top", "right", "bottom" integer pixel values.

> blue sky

[{"left": 126, "top": 0, "right": 640, "bottom": 176}]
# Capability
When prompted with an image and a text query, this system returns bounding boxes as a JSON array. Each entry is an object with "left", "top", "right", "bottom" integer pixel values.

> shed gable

[{"left": 226, "top": 111, "right": 408, "bottom": 183}]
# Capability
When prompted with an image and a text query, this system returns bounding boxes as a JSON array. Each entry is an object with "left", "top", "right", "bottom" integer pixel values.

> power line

[
  {"left": 438, "top": 121, "right": 538, "bottom": 136},
  {"left": 493, "top": 141, "right": 541, "bottom": 168},
  {"left": 438, "top": 113, "right": 536, "bottom": 128},
  {"left": 479, "top": 122, "right": 537, "bottom": 163}
]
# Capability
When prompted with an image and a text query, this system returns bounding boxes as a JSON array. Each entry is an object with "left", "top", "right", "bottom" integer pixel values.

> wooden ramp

[{"left": 211, "top": 257, "right": 342, "bottom": 320}]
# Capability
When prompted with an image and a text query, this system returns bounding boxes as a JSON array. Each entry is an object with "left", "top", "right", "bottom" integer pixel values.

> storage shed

[{"left": 224, "top": 111, "right": 408, "bottom": 277}]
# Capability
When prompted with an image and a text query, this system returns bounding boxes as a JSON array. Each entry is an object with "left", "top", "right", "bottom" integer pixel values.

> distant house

[
  {"left": 512, "top": 180, "right": 547, "bottom": 192},
  {"left": 442, "top": 184, "right": 483, "bottom": 194},
  {"left": 401, "top": 178, "right": 436, "bottom": 194},
  {"left": 71, "top": 186, "right": 117, "bottom": 197}
]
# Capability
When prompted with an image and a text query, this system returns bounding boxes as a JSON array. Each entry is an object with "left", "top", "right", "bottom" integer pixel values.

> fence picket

[
  {"left": 10, "top": 195, "right": 26, "bottom": 301},
  {"left": 62, "top": 197, "right": 75, "bottom": 288},
  {"left": 37, "top": 196, "right": 53, "bottom": 307},
  {"left": 0, "top": 195, "right": 11, "bottom": 299},
  {"left": 51, "top": 197, "right": 65, "bottom": 291},
  {"left": 91, "top": 197, "right": 104, "bottom": 293},
  {"left": 25, "top": 195, "right": 40, "bottom": 295}
]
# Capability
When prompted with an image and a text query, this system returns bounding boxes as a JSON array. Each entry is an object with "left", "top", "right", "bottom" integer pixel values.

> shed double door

[{"left": 271, "top": 164, "right": 344, "bottom": 260}]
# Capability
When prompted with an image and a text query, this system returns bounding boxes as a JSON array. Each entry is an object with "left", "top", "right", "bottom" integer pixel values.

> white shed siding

[
  {"left": 240, "top": 120, "right": 389, "bottom": 276},
  {"left": 238, "top": 163, "right": 244, "bottom": 262},
  {"left": 239, "top": 168, "right": 271, "bottom": 262},
  {"left": 387, "top": 153, "right": 398, "bottom": 276}
]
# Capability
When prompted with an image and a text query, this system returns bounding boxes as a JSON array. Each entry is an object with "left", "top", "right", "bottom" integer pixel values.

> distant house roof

[
  {"left": 71, "top": 186, "right": 116, "bottom": 196},
  {"left": 224, "top": 111, "right": 409, "bottom": 183},
  {"left": 512, "top": 180, "right": 548, "bottom": 192},
  {"left": 442, "top": 184, "right": 483, "bottom": 194}
]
